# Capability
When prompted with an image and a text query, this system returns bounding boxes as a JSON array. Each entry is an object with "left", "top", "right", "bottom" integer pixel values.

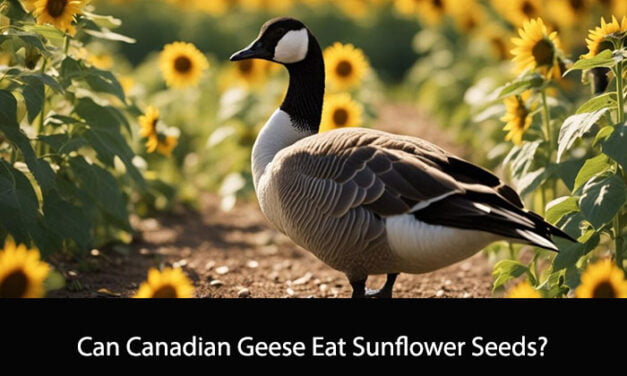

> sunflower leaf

[
  {"left": 492, "top": 260, "right": 529, "bottom": 291},
  {"left": 575, "top": 92, "right": 615, "bottom": 114},
  {"left": 573, "top": 154, "right": 611, "bottom": 192},
  {"left": 496, "top": 75, "right": 543, "bottom": 100},
  {"left": 83, "top": 29, "right": 136, "bottom": 44},
  {"left": 602, "top": 123, "right": 627, "bottom": 170},
  {"left": 553, "top": 230, "right": 599, "bottom": 271},
  {"left": 545, "top": 196, "right": 579, "bottom": 225},
  {"left": 0, "top": 160, "right": 39, "bottom": 244},
  {"left": 564, "top": 50, "right": 615, "bottom": 75},
  {"left": 579, "top": 174, "right": 627, "bottom": 229},
  {"left": 43, "top": 189, "right": 92, "bottom": 251},
  {"left": 21, "top": 79, "right": 45, "bottom": 123},
  {"left": 557, "top": 108, "right": 610, "bottom": 162}
]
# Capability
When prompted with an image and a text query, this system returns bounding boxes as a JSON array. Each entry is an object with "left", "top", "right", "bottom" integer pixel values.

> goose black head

[{"left": 230, "top": 17, "right": 310, "bottom": 64}]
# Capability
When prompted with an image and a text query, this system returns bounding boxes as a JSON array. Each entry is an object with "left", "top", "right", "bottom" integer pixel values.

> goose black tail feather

[{"left": 411, "top": 191, "right": 577, "bottom": 251}]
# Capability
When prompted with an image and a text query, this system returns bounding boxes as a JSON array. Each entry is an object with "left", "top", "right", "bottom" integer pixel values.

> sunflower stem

[
  {"left": 615, "top": 215, "right": 624, "bottom": 271},
  {"left": 616, "top": 63, "right": 625, "bottom": 125},
  {"left": 35, "top": 59, "right": 48, "bottom": 157},
  {"left": 540, "top": 89, "right": 555, "bottom": 206},
  {"left": 63, "top": 34, "right": 70, "bottom": 55}
]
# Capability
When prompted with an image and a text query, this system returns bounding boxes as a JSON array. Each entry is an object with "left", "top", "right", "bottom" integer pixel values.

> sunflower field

[{"left": 0, "top": 0, "right": 626, "bottom": 298}]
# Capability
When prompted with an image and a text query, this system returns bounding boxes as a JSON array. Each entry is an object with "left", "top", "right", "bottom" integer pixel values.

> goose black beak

[{"left": 230, "top": 41, "right": 272, "bottom": 61}]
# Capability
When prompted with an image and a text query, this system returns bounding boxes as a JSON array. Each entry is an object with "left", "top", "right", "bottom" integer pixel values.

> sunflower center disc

[
  {"left": 46, "top": 0, "right": 68, "bottom": 18},
  {"left": 592, "top": 281, "right": 616, "bottom": 298},
  {"left": 174, "top": 56, "right": 192, "bottom": 73},
  {"left": 521, "top": 1, "right": 536, "bottom": 17},
  {"left": 0, "top": 270, "right": 29, "bottom": 298},
  {"left": 333, "top": 108, "right": 349, "bottom": 126},
  {"left": 570, "top": 0, "right": 584, "bottom": 11},
  {"left": 336, "top": 60, "right": 353, "bottom": 78},
  {"left": 433, "top": 0, "right": 443, "bottom": 9},
  {"left": 532, "top": 39, "right": 554, "bottom": 67},
  {"left": 152, "top": 285, "right": 178, "bottom": 298},
  {"left": 238, "top": 60, "right": 253, "bottom": 74}
]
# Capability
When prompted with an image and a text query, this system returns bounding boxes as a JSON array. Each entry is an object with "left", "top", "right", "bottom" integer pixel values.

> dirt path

[{"left": 49, "top": 104, "right": 494, "bottom": 298}]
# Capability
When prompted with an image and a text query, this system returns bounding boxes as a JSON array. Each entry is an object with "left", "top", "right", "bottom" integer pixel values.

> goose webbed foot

[{"left": 350, "top": 273, "right": 399, "bottom": 299}]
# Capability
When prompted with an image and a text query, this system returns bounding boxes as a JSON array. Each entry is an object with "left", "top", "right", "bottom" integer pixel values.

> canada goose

[{"left": 230, "top": 17, "right": 575, "bottom": 298}]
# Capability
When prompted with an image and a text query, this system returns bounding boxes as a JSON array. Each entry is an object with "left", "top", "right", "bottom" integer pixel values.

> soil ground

[{"left": 48, "top": 104, "right": 494, "bottom": 298}]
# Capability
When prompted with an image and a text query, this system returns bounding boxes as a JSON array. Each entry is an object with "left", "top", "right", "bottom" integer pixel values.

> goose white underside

[{"left": 386, "top": 214, "right": 499, "bottom": 274}]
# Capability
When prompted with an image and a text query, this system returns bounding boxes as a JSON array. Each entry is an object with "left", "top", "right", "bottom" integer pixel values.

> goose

[{"left": 230, "top": 17, "right": 575, "bottom": 298}]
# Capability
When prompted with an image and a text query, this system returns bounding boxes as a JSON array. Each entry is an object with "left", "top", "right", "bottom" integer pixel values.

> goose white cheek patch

[{"left": 274, "top": 29, "right": 309, "bottom": 64}]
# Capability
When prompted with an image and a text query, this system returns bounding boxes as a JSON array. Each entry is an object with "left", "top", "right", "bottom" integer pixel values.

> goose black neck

[{"left": 280, "top": 31, "right": 325, "bottom": 134}]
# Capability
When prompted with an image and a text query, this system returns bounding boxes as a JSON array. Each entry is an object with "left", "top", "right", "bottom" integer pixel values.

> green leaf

[
  {"left": 21, "top": 24, "right": 65, "bottom": 47},
  {"left": 503, "top": 140, "right": 542, "bottom": 179},
  {"left": 564, "top": 49, "right": 615, "bottom": 74},
  {"left": 77, "top": 100, "right": 144, "bottom": 188},
  {"left": 43, "top": 189, "right": 92, "bottom": 251},
  {"left": 0, "top": 90, "right": 56, "bottom": 191},
  {"left": 517, "top": 166, "right": 554, "bottom": 196},
  {"left": 557, "top": 108, "right": 610, "bottom": 162},
  {"left": 557, "top": 158, "right": 585, "bottom": 191},
  {"left": 21, "top": 73, "right": 63, "bottom": 93},
  {"left": 0, "top": 160, "right": 40, "bottom": 244},
  {"left": 83, "top": 29, "right": 136, "bottom": 44},
  {"left": 497, "top": 75, "right": 544, "bottom": 100},
  {"left": 82, "top": 11, "right": 122, "bottom": 29},
  {"left": 579, "top": 174, "right": 627, "bottom": 229},
  {"left": 573, "top": 154, "right": 611, "bottom": 192},
  {"left": 594, "top": 125, "right": 615, "bottom": 145},
  {"left": 603, "top": 123, "right": 627, "bottom": 170},
  {"left": 38, "top": 134, "right": 87, "bottom": 154},
  {"left": 492, "top": 259, "right": 529, "bottom": 290},
  {"left": 44, "top": 270, "right": 66, "bottom": 292},
  {"left": 553, "top": 231, "right": 600, "bottom": 271},
  {"left": 545, "top": 196, "right": 579, "bottom": 224},
  {"left": 84, "top": 69, "right": 126, "bottom": 102},
  {"left": 69, "top": 157, "right": 131, "bottom": 231},
  {"left": 22, "top": 79, "right": 45, "bottom": 123},
  {"left": 575, "top": 93, "right": 615, "bottom": 114}
]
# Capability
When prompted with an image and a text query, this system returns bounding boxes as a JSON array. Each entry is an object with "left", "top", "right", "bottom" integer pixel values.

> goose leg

[
  {"left": 350, "top": 278, "right": 367, "bottom": 298},
  {"left": 364, "top": 273, "right": 398, "bottom": 299},
  {"left": 349, "top": 274, "right": 399, "bottom": 299}
]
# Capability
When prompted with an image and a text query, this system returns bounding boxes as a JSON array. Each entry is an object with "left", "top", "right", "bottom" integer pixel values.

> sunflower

[
  {"left": 583, "top": 16, "right": 627, "bottom": 59},
  {"left": 501, "top": 94, "right": 532, "bottom": 145},
  {"left": 575, "top": 259, "right": 627, "bottom": 298},
  {"left": 449, "top": 0, "right": 485, "bottom": 33},
  {"left": 138, "top": 106, "right": 179, "bottom": 156},
  {"left": 238, "top": 0, "right": 294, "bottom": 13},
  {"left": 319, "top": 93, "right": 363, "bottom": 133},
  {"left": 33, "top": 0, "right": 85, "bottom": 35},
  {"left": 138, "top": 105, "right": 159, "bottom": 140},
  {"left": 133, "top": 267, "right": 194, "bottom": 298},
  {"left": 505, "top": 281, "right": 542, "bottom": 298},
  {"left": 324, "top": 42, "right": 369, "bottom": 91},
  {"left": 229, "top": 59, "right": 274, "bottom": 88},
  {"left": 87, "top": 53, "right": 113, "bottom": 70},
  {"left": 147, "top": 134, "right": 179, "bottom": 157},
  {"left": 547, "top": 0, "right": 590, "bottom": 28},
  {"left": 20, "top": 0, "right": 37, "bottom": 12},
  {"left": 118, "top": 76, "right": 135, "bottom": 97},
  {"left": 0, "top": 237, "right": 50, "bottom": 298},
  {"left": 501, "top": 0, "right": 543, "bottom": 27},
  {"left": 159, "top": 41, "right": 209, "bottom": 89},
  {"left": 511, "top": 18, "right": 564, "bottom": 79},
  {"left": 394, "top": 0, "right": 449, "bottom": 24},
  {"left": 481, "top": 23, "right": 514, "bottom": 60}
]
